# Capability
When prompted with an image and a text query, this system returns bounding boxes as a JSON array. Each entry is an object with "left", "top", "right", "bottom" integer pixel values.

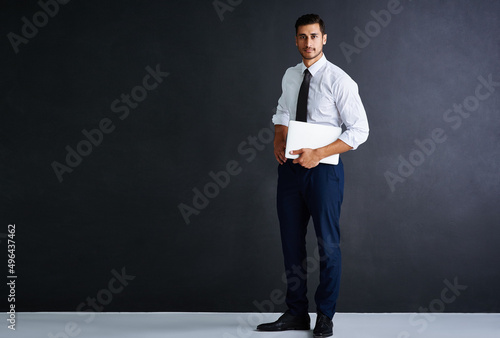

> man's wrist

[{"left": 314, "top": 148, "right": 326, "bottom": 161}]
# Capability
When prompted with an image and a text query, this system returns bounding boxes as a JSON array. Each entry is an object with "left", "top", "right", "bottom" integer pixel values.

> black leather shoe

[
  {"left": 256, "top": 310, "right": 310, "bottom": 331},
  {"left": 313, "top": 311, "right": 333, "bottom": 337}
]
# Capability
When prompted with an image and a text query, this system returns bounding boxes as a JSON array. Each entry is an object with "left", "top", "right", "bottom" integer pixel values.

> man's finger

[
  {"left": 290, "top": 148, "right": 304, "bottom": 155},
  {"left": 279, "top": 152, "right": 286, "bottom": 164},
  {"left": 275, "top": 151, "right": 285, "bottom": 164}
]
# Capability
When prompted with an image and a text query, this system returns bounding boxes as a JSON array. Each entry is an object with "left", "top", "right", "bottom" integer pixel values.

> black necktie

[{"left": 296, "top": 69, "right": 311, "bottom": 122}]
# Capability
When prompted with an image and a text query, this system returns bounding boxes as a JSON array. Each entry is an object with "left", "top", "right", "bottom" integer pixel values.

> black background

[{"left": 1, "top": 0, "right": 499, "bottom": 313}]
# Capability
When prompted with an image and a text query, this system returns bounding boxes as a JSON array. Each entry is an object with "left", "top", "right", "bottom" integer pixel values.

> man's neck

[{"left": 303, "top": 52, "right": 323, "bottom": 68}]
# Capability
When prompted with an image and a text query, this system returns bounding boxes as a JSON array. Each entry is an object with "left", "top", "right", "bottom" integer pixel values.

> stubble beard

[{"left": 301, "top": 47, "right": 323, "bottom": 61}]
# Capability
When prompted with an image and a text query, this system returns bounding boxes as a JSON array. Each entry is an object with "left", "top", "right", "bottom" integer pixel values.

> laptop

[{"left": 285, "top": 120, "right": 342, "bottom": 165}]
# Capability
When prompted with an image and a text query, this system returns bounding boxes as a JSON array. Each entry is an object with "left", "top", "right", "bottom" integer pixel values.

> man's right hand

[{"left": 274, "top": 125, "right": 288, "bottom": 165}]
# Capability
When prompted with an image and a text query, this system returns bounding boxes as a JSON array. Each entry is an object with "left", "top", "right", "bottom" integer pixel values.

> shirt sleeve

[
  {"left": 334, "top": 76, "right": 369, "bottom": 150},
  {"left": 272, "top": 71, "right": 291, "bottom": 126}
]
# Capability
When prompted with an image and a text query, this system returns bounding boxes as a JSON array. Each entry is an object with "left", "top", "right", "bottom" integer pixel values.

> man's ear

[{"left": 323, "top": 33, "right": 328, "bottom": 45}]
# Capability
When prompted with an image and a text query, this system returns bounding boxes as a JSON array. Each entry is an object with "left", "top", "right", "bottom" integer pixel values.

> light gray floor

[{"left": 1, "top": 312, "right": 499, "bottom": 338}]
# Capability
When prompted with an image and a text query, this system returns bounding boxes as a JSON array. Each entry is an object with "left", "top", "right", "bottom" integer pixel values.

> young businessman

[{"left": 256, "top": 14, "right": 369, "bottom": 337}]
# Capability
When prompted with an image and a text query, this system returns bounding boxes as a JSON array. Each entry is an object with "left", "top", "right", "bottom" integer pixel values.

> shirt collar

[{"left": 301, "top": 54, "right": 327, "bottom": 76}]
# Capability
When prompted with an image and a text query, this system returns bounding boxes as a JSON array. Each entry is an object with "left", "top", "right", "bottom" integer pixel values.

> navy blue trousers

[{"left": 277, "top": 159, "right": 344, "bottom": 319}]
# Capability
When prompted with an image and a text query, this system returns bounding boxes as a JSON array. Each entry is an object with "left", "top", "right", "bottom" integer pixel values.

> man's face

[{"left": 295, "top": 23, "right": 327, "bottom": 62}]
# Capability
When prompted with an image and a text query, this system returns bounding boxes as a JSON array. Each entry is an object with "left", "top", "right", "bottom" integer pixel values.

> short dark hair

[{"left": 295, "top": 14, "right": 325, "bottom": 35}]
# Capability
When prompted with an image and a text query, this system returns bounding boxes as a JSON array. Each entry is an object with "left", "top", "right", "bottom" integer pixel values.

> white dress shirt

[{"left": 272, "top": 54, "right": 369, "bottom": 150}]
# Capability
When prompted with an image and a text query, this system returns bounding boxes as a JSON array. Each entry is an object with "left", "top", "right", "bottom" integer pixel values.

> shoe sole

[{"left": 257, "top": 327, "right": 310, "bottom": 332}]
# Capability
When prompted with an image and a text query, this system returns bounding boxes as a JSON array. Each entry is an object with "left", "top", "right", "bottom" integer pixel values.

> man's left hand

[{"left": 291, "top": 148, "right": 321, "bottom": 169}]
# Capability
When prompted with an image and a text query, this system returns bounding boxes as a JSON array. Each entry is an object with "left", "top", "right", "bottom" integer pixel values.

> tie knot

[{"left": 303, "top": 69, "right": 311, "bottom": 81}]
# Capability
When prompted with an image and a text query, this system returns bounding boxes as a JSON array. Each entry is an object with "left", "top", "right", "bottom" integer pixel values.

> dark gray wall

[{"left": 1, "top": 0, "right": 499, "bottom": 314}]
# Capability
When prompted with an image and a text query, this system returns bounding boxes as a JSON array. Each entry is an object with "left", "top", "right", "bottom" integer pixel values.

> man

[{"left": 256, "top": 14, "right": 369, "bottom": 337}]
